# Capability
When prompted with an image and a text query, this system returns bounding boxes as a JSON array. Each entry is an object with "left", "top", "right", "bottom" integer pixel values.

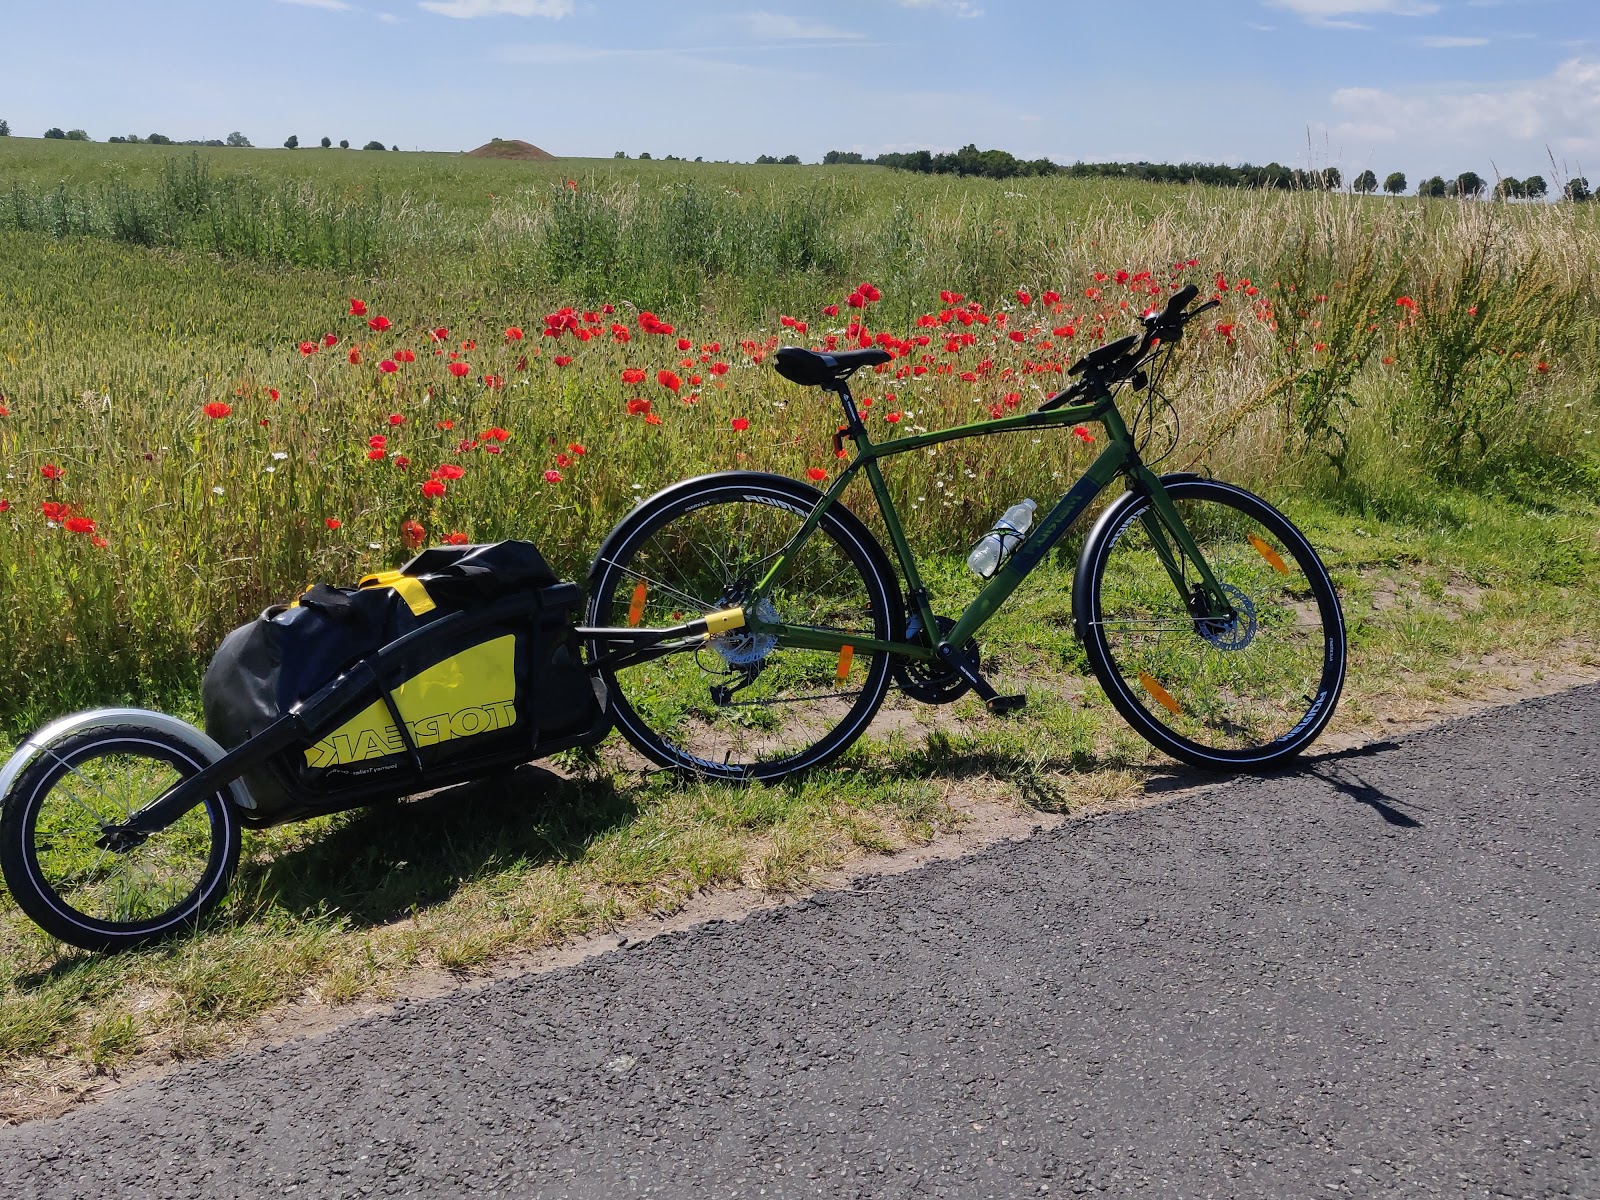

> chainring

[{"left": 893, "top": 614, "right": 979, "bottom": 705}]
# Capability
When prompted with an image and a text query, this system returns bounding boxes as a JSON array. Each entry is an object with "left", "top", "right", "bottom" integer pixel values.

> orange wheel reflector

[
  {"left": 1248, "top": 533, "right": 1290, "bottom": 575},
  {"left": 627, "top": 581, "right": 647, "bottom": 627},
  {"left": 1138, "top": 671, "right": 1183, "bottom": 717},
  {"left": 836, "top": 645, "right": 854, "bottom": 680}
]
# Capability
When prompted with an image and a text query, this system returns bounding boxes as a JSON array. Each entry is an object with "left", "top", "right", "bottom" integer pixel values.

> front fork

[{"left": 1127, "top": 466, "right": 1232, "bottom": 620}]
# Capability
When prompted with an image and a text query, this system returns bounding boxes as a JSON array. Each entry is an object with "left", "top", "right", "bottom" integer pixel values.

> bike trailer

[{"left": 202, "top": 540, "right": 610, "bottom": 822}]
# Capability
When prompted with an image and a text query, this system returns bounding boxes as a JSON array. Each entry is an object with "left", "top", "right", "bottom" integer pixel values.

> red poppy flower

[
  {"left": 91, "top": 535, "right": 108, "bottom": 549},
  {"left": 676, "top": 337, "right": 692, "bottom": 351},
  {"left": 202, "top": 401, "right": 232, "bottom": 419},
  {"left": 349, "top": 298, "right": 368, "bottom": 316},
  {"left": 63, "top": 516, "right": 96, "bottom": 535},
  {"left": 40, "top": 463, "right": 63, "bottom": 480},
  {"left": 708, "top": 362, "right": 729, "bottom": 376},
  {"left": 461, "top": 340, "right": 477, "bottom": 352},
  {"left": 480, "top": 427, "right": 510, "bottom": 442},
  {"left": 348, "top": 349, "right": 362, "bottom": 365},
  {"left": 457, "top": 438, "right": 478, "bottom": 453},
  {"left": 505, "top": 326, "right": 524, "bottom": 341},
  {"left": 367, "top": 316, "right": 392, "bottom": 332},
  {"left": 436, "top": 463, "right": 466, "bottom": 480},
  {"left": 379, "top": 359, "right": 398, "bottom": 374},
  {"left": 436, "top": 419, "right": 455, "bottom": 431},
  {"left": 0, "top": 499, "right": 8, "bottom": 513},
  {"left": 367, "top": 448, "right": 385, "bottom": 461},
  {"left": 422, "top": 479, "right": 447, "bottom": 498},
  {"left": 322, "top": 333, "right": 339, "bottom": 348},
  {"left": 643, "top": 412, "right": 662, "bottom": 426},
  {"left": 299, "top": 341, "right": 318, "bottom": 356},
  {"left": 402, "top": 518, "right": 426, "bottom": 549},
  {"left": 380, "top": 413, "right": 400, "bottom": 428},
  {"left": 483, "top": 374, "right": 505, "bottom": 389},
  {"left": 325, "top": 517, "right": 342, "bottom": 530},
  {"left": 543, "top": 469, "right": 562, "bottom": 484},
  {"left": 884, "top": 412, "right": 902, "bottom": 424},
  {"left": 846, "top": 293, "right": 865, "bottom": 309},
  {"left": 1016, "top": 290, "right": 1032, "bottom": 306},
  {"left": 266, "top": 387, "right": 281, "bottom": 401},
  {"left": 626, "top": 398, "right": 652, "bottom": 416},
  {"left": 822, "top": 304, "right": 840, "bottom": 317},
  {"left": 621, "top": 368, "right": 647, "bottom": 385},
  {"left": 806, "top": 467, "right": 827, "bottom": 482},
  {"left": 394, "top": 349, "right": 416, "bottom": 364},
  {"left": 1536, "top": 360, "right": 1552, "bottom": 374},
  {"left": 1042, "top": 290, "right": 1061, "bottom": 305},
  {"left": 731, "top": 416, "right": 750, "bottom": 431},
  {"left": 1396, "top": 296, "right": 1417, "bottom": 310},
  {"left": 429, "top": 327, "right": 450, "bottom": 342},
  {"left": 444, "top": 531, "right": 469, "bottom": 545},
  {"left": 567, "top": 442, "right": 587, "bottom": 455},
  {"left": 553, "top": 355, "right": 572, "bottom": 367},
  {"left": 394, "top": 455, "right": 410, "bottom": 470},
  {"left": 657, "top": 370, "right": 682, "bottom": 392},
  {"left": 1071, "top": 425, "right": 1095, "bottom": 444},
  {"left": 447, "top": 362, "right": 470, "bottom": 378}
]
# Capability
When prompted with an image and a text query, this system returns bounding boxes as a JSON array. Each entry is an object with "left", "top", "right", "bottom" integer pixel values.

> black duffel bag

[{"left": 202, "top": 541, "right": 609, "bottom": 821}]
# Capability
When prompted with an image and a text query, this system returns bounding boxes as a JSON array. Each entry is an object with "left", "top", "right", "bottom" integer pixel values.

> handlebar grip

[{"left": 1163, "top": 284, "right": 1199, "bottom": 321}]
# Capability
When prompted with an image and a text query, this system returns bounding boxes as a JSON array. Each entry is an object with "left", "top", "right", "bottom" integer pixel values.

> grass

[{"left": 0, "top": 140, "right": 1598, "bottom": 1115}]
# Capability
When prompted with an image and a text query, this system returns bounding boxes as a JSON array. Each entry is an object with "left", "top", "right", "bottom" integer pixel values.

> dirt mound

[{"left": 467, "top": 138, "right": 557, "bottom": 161}]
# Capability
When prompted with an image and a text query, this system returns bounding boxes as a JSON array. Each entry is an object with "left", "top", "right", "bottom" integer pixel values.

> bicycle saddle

[{"left": 774, "top": 346, "right": 892, "bottom": 387}]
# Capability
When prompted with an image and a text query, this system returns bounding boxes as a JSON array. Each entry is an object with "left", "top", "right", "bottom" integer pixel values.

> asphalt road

[{"left": 3, "top": 685, "right": 1597, "bottom": 1198}]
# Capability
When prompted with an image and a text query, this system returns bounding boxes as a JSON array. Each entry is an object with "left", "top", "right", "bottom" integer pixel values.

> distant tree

[
  {"left": 147, "top": 132, "right": 173, "bottom": 145},
  {"left": 1565, "top": 177, "right": 1592, "bottom": 203},
  {"left": 1419, "top": 175, "right": 1448, "bottom": 198},
  {"left": 1321, "top": 167, "right": 1342, "bottom": 190},
  {"left": 779, "top": 154, "right": 801, "bottom": 165},
  {"left": 614, "top": 150, "right": 627, "bottom": 158},
  {"left": 1383, "top": 171, "right": 1407, "bottom": 195},
  {"left": 225, "top": 131, "right": 252, "bottom": 148},
  {"left": 362, "top": 139, "right": 386, "bottom": 150},
  {"left": 1494, "top": 177, "right": 1523, "bottom": 200},
  {"left": 694, "top": 156, "right": 703, "bottom": 162},
  {"left": 637, "top": 151, "right": 650, "bottom": 159},
  {"left": 1352, "top": 169, "right": 1378, "bottom": 194},
  {"left": 108, "top": 136, "right": 126, "bottom": 143},
  {"left": 754, "top": 154, "right": 777, "bottom": 164},
  {"left": 823, "top": 150, "right": 864, "bottom": 165},
  {"left": 43, "top": 127, "right": 66, "bottom": 139},
  {"left": 65, "top": 129, "right": 90, "bottom": 141},
  {"left": 391, "top": 144, "right": 399, "bottom": 152},
  {"left": 0, "top": 120, "right": 9, "bottom": 137},
  {"left": 1455, "top": 170, "right": 1485, "bottom": 198},
  {"left": 284, "top": 134, "right": 300, "bottom": 149},
  {"left": 1523, "top": 174, "right": 1548, "bottom": 199},
  {"left": 321, "top": 136, "right": 332, "bottom": 148}
]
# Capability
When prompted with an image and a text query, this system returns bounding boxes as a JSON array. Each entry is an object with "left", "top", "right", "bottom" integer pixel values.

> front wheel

[
  {"left": 587, "top": 473, "right": 902, "bottom": 782},
  {"left": 1, "top": 724, "right": 242, "bottom": 952},
  {"left": 1074, "top": 478, "right": 1347, "bottom": 769}
]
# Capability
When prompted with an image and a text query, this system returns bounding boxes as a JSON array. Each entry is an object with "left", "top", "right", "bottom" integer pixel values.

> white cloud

[
  {"left": 740, "top": 12, "right": 862, "bottom": 40},
  {"left": 1420, "top": 35, "right": 1490, "bottom": 47},
  {"left": 418, "top": 0, "right": 571, "bottom": 17},
  {"left": 1266, "top": 0, "right": 1438, "bottom": 27},
  {"left": 1328, "top": 56, "right": 1600, "bottom": 158},
  {"left": 895, "top": 0, "right": 984, "bottom": 17},
  {"left": 275, "top": 0, "right": 353, "bottom": 10}
]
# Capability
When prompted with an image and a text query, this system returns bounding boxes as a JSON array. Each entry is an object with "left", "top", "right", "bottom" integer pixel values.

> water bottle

[{"left": 967, "top": 498, "right": 1037, "bottom": 578}]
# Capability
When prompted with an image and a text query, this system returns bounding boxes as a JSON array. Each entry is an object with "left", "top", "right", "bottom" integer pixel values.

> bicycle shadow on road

[{"left": 1140, "top": 739, "right": 1424, "bottom": 828}]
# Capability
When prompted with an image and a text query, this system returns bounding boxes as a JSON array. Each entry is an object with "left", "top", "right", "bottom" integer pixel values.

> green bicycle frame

[{"left": 748, "top": 377, "right": 1231, "bottom": 662}]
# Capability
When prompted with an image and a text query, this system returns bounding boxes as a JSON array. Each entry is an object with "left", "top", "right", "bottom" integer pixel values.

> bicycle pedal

[{"left": 986, "top": 694, "right": 1027, "bottom": 716}]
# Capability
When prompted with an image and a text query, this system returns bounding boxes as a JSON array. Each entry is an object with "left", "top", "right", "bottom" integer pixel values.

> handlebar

[{"left": 1039, "top": 285, "right": 1218, "bottom": 411}]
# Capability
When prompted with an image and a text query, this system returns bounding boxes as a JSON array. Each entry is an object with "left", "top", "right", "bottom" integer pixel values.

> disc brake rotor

[
  {"left": 710, "top": 597, "right": 779, "bottom": 667},
  {"left": 1196, "top": 583, "right": 1257, "bottom": 650}
]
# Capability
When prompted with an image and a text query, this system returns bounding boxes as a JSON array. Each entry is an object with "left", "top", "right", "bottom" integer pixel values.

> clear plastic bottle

[{"left": 967, "top": 498, "right": 1037, "bottom": 578}]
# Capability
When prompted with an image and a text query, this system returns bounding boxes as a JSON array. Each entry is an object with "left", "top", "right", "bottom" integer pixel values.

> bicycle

[{"left": 585, "top": 285, "right": 1347, "bottom": 781}]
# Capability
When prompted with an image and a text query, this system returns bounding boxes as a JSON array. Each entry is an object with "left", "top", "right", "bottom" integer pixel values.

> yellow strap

[{"left": 358, "top": 569, "right": 437, "bottom": 616}]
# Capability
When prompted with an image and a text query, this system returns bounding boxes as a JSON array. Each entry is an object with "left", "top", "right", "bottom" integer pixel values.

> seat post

[{"left": 826, "top": 378, "right": 863, "bottom": 427}]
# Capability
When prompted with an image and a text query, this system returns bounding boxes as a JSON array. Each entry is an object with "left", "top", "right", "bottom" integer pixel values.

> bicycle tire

[
  {"left": 1074, "top": 477, "right": 1346, "bottom": 769},
  {"left": 0, "top": 724, "right": 241, "bottom": 952},
  {"left": 587, "top": 472, "right": 902, "bottom": 782}
]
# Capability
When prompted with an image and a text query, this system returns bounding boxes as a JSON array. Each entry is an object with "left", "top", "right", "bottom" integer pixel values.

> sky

[{"left": 3, "top": 0, "right": 1596, "bottom": 182}]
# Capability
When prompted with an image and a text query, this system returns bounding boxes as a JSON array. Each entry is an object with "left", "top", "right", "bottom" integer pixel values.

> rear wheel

[
  {"left": 1075, "top": 478, "right": 1346, "bottom": 769},
  {"left": 0, "top": 725, "right": 241, "bottom": 952},
  {"left": 588, "top": 474, "right": 900, "bottom": 782}
]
